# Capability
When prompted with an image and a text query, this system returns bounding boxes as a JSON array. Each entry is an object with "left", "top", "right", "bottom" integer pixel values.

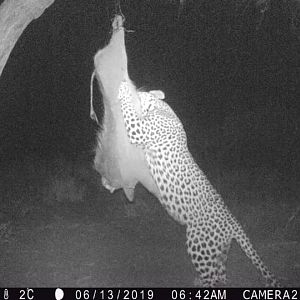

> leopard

[{"left": 117, "top": 79, "right": 279, "bottom": 287}]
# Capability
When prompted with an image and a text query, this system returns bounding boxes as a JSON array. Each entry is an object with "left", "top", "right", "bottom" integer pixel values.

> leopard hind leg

[{"left": 186, "top": 222, "right": 231, "bottom": 287}]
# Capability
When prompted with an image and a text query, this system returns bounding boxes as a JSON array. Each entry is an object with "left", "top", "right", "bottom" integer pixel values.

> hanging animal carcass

[{"left": 92, "top": 15, "right": 160, "bottom": 202}]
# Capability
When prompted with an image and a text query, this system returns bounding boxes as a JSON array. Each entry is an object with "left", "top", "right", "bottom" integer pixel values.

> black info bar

[{"left": 0, "top": 288, "right": 299, "bottom": 300}]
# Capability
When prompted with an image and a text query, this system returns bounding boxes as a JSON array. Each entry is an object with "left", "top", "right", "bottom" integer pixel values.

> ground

[{"left": 0, "top": 156, "right": 299, "bottom": 287}]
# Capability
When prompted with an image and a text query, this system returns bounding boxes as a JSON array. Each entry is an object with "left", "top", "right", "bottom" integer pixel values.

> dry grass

[{"left": 1, "top": 153, "right": 299, "bottom": 238}]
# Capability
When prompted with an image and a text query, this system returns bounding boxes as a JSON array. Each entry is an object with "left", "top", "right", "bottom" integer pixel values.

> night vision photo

[{"left": 0, "top": 0, "right": 299, "bottom": 288}]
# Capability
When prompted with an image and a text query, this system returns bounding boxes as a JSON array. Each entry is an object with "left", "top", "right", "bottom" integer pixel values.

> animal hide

[{"left": 93, "top": 15, "right": 160, "bottom": 201}]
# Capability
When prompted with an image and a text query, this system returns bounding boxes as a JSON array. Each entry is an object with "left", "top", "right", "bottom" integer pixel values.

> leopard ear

[{"left": 149, "top": 90, "right": 165, "bottom": 100}]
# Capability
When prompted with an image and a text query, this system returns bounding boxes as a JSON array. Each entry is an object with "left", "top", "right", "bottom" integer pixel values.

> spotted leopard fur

[{"left": 118, "top": 79, "right": 279, "bottom": 287}]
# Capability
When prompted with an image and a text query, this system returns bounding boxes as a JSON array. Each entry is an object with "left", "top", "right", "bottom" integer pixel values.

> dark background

[
  {"left": 1, "top": 0, "right": 299, "bottom": 172},
  {"left": 0, "top": 0, "right": 299, "bottom": 287}
]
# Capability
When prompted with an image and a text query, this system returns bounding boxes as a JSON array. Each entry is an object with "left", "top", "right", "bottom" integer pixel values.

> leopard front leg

[{"left": 118, "top": 80, "right": 150, "bottom": 146}]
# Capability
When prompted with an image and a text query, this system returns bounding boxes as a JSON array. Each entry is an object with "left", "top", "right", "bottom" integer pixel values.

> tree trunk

[{"left": 0, "top": 0, "right": 55, "bottom": 77}]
